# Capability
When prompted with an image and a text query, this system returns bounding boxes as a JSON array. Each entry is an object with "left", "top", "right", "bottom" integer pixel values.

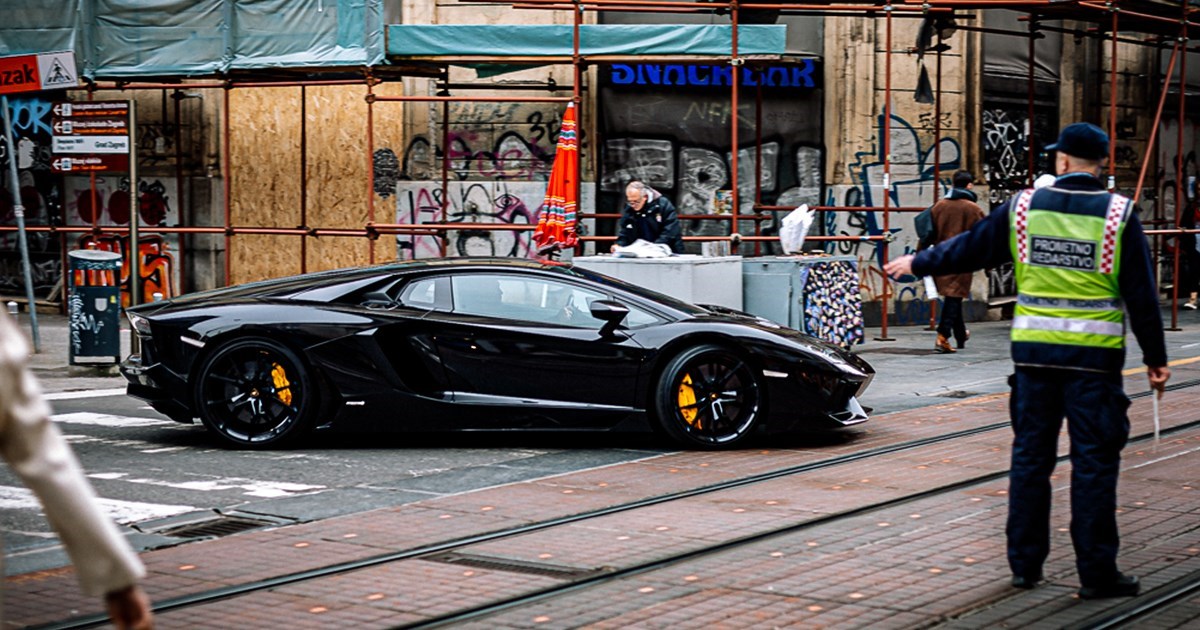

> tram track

[
  {"left": 36, "top": 378, "right": 1200, "bottom": 630},
  {"left": 1069, "top": 567, "right": 1200, "bottom": 629},
  {"left": 402, "top": 417, "right": 1200, "bottom": 629}
]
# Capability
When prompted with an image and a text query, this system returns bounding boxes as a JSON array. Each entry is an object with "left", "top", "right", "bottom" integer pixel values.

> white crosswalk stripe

[
  {"left": 43, "top": 388, "right": 128, "bottom": 401},
  {"left": 87, "top": 472, "right": 325, "bottom": 498},
  {"left": 51, "top": 412, "right": 172, "bottom": 428},
  {"left": 0, "top": 485, "right": 195, "bottom": 525}
]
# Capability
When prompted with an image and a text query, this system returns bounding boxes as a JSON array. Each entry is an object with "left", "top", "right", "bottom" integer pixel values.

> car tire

[
  {"left": 654, "top": 343, "right": 762, "bottom": 449},
  {"left": 194, "top": 337, "right": 318, "bottom": 448}
]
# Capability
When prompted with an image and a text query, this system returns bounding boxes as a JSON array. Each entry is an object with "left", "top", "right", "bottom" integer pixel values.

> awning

[{"left": 385, "top": 24, "right": 787, "bottom": 58}]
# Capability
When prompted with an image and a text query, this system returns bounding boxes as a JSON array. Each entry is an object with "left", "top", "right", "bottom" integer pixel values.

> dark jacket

[
  {"left": 616, "top": 194, "right": 684, "bottom": 253},
  {"left": 930, "top": 187, "right": 985, "bottom": 298},
  {"left": 913, "top": 173, "right": 1167, "bottom": 371}
]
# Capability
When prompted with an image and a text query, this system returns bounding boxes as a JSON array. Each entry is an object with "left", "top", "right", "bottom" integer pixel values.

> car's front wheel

[
  {"left": 194, "top": 337, "right": 317, "bottom": 448},
  {"left": 654, "top": 344, "right": 762, "bottom": 449}
]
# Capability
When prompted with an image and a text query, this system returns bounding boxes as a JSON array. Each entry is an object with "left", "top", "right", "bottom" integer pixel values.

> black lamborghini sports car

[{"left": 121, "top": 257, "right": 874, "bottom": 449}]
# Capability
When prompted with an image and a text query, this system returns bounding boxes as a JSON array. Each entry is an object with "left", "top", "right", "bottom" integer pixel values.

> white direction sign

[{"left": 52, "top": 135, "right": 130, "bottom": 154}]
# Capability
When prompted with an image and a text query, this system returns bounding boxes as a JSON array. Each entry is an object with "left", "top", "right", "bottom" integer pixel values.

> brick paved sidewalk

[{"left": 8, "top": 367, "right": 1198, "bottom": 629}]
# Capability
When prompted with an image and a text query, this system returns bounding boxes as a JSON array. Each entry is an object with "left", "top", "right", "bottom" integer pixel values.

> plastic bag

[
  {"left": 779, "top": 205, "right": 814, "bottom": 254},
  {"left": 923, "top": 275, "right": 939, "bottom": 299}
]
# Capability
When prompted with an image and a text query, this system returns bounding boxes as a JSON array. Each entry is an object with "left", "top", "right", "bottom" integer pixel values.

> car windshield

[{"left": 559, "top": 265, "right": 711, "bottom": 316}]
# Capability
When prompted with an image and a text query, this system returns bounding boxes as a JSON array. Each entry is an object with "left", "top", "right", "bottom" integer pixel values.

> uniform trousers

[{"left": 1006, "top": 367, "right": 1129, "bottom": 588}]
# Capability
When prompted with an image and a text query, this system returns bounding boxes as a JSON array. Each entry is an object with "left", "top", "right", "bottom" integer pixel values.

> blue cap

[{"left": 1045, "top": 122, "right": 1109, "bottom": 160}]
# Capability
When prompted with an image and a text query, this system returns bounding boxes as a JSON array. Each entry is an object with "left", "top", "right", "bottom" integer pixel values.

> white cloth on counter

[{"left": 612, "top": 239, "right": 673, "bottom": 258}]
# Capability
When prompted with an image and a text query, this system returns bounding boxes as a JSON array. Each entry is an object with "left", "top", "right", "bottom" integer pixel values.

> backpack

[{"left": 914, "top": 205, "right": 937, "bottom": 250}]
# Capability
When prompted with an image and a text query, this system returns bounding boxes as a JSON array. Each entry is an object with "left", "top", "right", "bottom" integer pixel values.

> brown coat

[{"left": 930, "top": 194, "right": 985, "bottom": 298}]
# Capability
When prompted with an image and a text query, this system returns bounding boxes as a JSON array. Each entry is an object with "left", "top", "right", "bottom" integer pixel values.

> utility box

[
  {"left": 68, "top": 250, "right": 123, "bottom": 365},
  {"left": 742, "top": 255, "right": 864, "bottom": 348},
  {"left": 572, "top": 255, "right": 743, "bottom": 309}
]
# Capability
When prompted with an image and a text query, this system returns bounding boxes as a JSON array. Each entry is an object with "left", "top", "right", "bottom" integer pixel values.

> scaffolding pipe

[
  {"left": 1172, "top": 12, "right": 1189, "bottom": 330},
  {"left": 372, "top": 95, "right": 573, "bottom": 103},
  {"left": 173, "top": 89, "right": 186, "bottom": 294},
  {"left": 1108, "top": 8, "right": 1118, "bottom": 190},
  {"left": 300, "top": 86, "right": 308, "bottom": 274},
  {"left": 573, "top": 0, "right": 584, "bottom": 256},
  {"left": 1078, "top": 1, "right": 1200, "bottom": 31},
  {"left": 366, "top": 73, "right": 377, "bottom": 264},
  {"left": 223, "top": 84, "right": 232, "bottom": 287},
  {"left": 1133, "top": 38, "right": 1181, "bottom": 205},
  {"left": 730, "top": 1, "right": 741, "bottom": 254},
  {"left": 496, "top": 0, "right": 945, "bottom": 10},
  {"left": 441, "top": 93, "right": 451, "bottom": 257},
  {"left": 1027, "top": 15, "right": 1037, "bottom": 187},
  {"left": 755, "top": 74, "right": 763, "bottom": 257},
  {"left": 929, "top": 24, "right": 945, "bottom": 331},
  {"left": 878, "top": 5, "right": 895, "bottom": 341}
]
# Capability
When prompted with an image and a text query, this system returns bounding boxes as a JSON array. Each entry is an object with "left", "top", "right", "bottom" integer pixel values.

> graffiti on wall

[
  {"left": 74, "top": 234, "right": 175, "bottom": 306},
  {"left": 823, "top": 112, "right": 962, "bottom": 322},
  {"left": 393, "top": 181, "right": 596, "bottom": 260},
  {"left": 981, "top": 106, "right": 1054, "bottom": 299},
  {"left": 0, "top": 96, "right": 63, "bottom": 296},
  {"left": 63, "top": 176, "right": 180, "bottom": 302},
  {"left": 401, "top": 103, "right": 563, "bottom": 181}
]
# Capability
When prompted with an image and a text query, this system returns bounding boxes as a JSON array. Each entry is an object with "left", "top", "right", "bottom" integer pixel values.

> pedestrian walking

[
  {"left": 884, "top": 122, "right": 1170, "bottom": 599},
  {"left": 0, "top": 310, "right": 154, "bottom": 628},
  {"left": 929, "top": 169, "right": 985, "bottom": 353}
]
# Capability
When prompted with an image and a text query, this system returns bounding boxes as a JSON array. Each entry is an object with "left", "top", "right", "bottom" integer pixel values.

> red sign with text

[{"left": 0, "top": 51, "right": 78, "bottom": 95}]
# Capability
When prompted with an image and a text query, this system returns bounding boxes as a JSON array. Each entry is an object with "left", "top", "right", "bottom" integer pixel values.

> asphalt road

[
  {"left": 5, "top": 310, "right": 1198, "bottom": 577},
  {"left": 0, "top": 388, "right": 667, "bottom": 575}
]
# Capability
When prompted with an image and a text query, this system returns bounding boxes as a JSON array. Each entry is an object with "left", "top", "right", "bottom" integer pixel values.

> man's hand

[
  {"left": 883, "top": 254, "right": 915, "bottom": 279},
  {"left": 1148, "top": 365, "right": 1171, "bottom": 399},
  {"left": 105, "top": 585, "right": 153, "bottom": 630}
]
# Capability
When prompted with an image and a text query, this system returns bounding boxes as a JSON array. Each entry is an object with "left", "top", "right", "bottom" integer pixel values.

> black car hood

[{"left": 688, "top": 307, "right": 872, "bottom": 374}]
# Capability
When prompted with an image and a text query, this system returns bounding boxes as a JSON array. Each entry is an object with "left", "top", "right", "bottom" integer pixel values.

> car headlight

[{"left": 127, "top": 312, "right": 151, "bottom": 336}]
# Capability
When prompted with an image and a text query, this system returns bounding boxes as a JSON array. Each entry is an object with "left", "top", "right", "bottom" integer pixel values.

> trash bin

[{"left": 68, "top": 250, "right": 123, "bottom": 365}]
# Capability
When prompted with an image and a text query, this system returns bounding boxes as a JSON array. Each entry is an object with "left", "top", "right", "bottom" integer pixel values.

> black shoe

[
  {"left": 1012, "top": 573, "right": 1043, "bottom": 589},
  {"left": 1078, "top": 574, "right": 1140, "bottom": 599}
]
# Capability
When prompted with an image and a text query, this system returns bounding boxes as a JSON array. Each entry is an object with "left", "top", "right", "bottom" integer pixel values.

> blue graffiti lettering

[
  {"left": 8, "top": 98, "right": 52, "bottom": 137},
  {"left": 608, "top": 63, "right": 818, "bottom": 89}
]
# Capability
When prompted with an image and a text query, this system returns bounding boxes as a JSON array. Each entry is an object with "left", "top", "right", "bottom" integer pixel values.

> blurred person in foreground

[
  {"left": 0, "top": 310, "right": 153, "bottom": 628},
  {"left": 884, "top": 122, "right": 1169, "bottom": 599}
]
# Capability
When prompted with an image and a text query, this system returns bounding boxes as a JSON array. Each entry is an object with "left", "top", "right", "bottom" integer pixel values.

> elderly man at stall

[{"left": 611, "top": 180, "right": 684, "bottom": 254}]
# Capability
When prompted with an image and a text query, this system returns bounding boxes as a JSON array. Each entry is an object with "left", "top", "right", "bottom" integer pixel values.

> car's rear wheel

[
  {"left": 654, "top": 344, "right": 762, "bottom": 449},
  {"left": 194, "top": 337, "right": 317, "bottom": 448}
]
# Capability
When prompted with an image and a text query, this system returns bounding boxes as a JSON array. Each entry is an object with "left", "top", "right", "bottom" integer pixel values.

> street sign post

[{"left": 51, "top": 101, "right": 133, "bottom": 174}]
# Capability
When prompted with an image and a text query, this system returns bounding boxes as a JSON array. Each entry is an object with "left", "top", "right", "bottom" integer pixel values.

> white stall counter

[{"left": 571, "top": 255, "right": 743, "bottom": 310}]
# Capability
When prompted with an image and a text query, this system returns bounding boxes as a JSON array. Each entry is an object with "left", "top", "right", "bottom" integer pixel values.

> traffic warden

[
  {"left": 884, "top": 122, "right": 1170, "bottom": 599},
  {"left": 611, "top": 180, "right": 684, "bottom": 254}
]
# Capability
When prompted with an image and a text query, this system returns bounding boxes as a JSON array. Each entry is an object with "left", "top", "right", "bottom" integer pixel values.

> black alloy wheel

[
  {"left": 655, "top": 344, "right": 762, "bottom": 449},
  {"left": 194, "top": 337, "right": 317, "bottom": 448}
]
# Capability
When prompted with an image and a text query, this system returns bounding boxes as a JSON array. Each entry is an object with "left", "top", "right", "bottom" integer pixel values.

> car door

[{"left": 429, "top": 272, "right": 654, "bottom": 423}]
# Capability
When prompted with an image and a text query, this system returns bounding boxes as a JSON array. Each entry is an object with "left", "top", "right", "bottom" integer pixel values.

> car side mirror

[
  {"left": 362, "top": 290, "right": 396, "bottom": 309},
  {"left": 589, "top": 300, "right": 629, "bottom": 337}
]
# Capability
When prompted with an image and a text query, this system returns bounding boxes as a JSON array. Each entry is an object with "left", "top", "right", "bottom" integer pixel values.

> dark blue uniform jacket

[{"left": 912, "top": 173, "right": 1167, "bottom": 371}]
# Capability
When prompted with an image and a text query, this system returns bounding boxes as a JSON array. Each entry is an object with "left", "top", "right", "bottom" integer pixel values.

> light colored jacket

[{"left": 0, "top": 311, "right": 144, "bottom": 597}]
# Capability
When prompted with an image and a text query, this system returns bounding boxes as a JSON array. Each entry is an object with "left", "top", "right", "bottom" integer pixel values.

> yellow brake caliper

[
  {"left": 677, "top": 373, "right": 699, "bottom": 429},
  {"left": 271, "top": 362, "right": 293, "bottom": 406}
]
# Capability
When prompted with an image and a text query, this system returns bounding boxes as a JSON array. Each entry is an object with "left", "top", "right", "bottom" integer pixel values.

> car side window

[
  {"left": 451, "top": 275, "right": 608, "bottom": 329},
  {"left": 620, "top": 303, "right": 661, "bottom": 328},
  {"left": 398, "top": 276, "right": 451, "bottom": 311}
]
